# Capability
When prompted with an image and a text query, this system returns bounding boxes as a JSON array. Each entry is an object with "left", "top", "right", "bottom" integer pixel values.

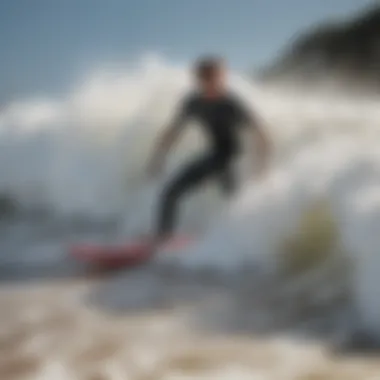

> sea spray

[{"left": 1, "top": 56, "right": 380, "bottom": 338}]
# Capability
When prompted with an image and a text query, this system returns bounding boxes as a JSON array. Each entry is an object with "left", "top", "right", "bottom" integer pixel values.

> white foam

[{"left": 2, "top": 55, "right": 380, "bottom": 337}]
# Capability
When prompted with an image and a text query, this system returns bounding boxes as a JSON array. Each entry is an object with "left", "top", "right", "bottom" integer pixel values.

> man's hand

[
  {"left": 253, "top": 153, "right": 269, "bottom": 179},
  {"left": 252, "top": 124, "right": 271, "bottom": 180}
]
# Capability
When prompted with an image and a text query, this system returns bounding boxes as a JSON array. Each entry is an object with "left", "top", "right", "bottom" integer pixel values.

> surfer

[{"left": 147, "top": 56, "right": 271, "bottom": 245}]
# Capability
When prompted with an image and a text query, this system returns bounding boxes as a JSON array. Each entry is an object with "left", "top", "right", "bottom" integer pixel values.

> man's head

[{"left": 194, "top": 56, "right": 226, "bottom": 96}]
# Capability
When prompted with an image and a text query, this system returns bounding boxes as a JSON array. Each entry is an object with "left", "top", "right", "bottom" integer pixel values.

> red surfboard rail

[
  {"left": 69, "top": 235, "right": 194, "bottom": 269},
  {"left": 70, "top": 242, "right": 153, "bottom": 269}
]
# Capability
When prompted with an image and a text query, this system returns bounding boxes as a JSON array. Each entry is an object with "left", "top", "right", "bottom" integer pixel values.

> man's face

[{"left": 199, "top": 65, "right": 227, "bottom": 94}]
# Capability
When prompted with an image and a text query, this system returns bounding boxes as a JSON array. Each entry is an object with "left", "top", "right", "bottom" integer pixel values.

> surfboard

[{"left": 69, "top": 235, "right": 193, "bottom": 269}]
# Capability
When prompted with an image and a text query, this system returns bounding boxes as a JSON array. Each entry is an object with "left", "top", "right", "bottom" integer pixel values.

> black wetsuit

[{"left": 157, "top": 91, "right": 254, "bottom": 237}]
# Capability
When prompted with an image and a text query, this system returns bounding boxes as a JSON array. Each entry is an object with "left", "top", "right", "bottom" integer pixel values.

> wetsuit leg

[
  {"left": 157, "top": 153, "right": 228, "bottom": 239},
  {"left": 218, "top": 162, "right": 237, "bottom": 196}
]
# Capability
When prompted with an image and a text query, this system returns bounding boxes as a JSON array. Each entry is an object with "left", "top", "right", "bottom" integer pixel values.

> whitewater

[{"left": 1, "top": 56, "right": 380, "bottom": 379}]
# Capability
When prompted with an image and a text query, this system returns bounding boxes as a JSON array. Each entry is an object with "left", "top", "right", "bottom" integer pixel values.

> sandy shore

[{"left": 0, "top": 273, "right": 379, "bottom": 380}]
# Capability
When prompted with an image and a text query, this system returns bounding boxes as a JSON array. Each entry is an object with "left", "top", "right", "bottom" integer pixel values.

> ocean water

[{"left": 1, "top": 55, "right": 380, "bottom": 378}]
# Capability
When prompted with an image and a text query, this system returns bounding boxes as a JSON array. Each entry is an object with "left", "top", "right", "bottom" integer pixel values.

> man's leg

[
  {"left": 218, "top": 161, "right": 237, "bottom": 197},
  {"left": 156, "top": 154, "right": 222, "bottom": 241}
]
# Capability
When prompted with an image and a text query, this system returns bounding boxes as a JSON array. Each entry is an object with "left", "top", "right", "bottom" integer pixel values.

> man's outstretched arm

[
  {"left": 248, "top": 111, "right": 272, "bottom": 178},
  {"left": 233, "top": 94, "right": 272, "bottom": 177},
  {"left": 146, "top": 110, "right": 187, "bottom": 178},
  {"left": 252, "top": 121, "right": 271, "bottom": 177}
]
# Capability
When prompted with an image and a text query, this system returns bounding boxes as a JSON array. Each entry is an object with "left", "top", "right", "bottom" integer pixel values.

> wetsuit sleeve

[{"left": 171, "top": 95, "right": 195, "bottom": 129}]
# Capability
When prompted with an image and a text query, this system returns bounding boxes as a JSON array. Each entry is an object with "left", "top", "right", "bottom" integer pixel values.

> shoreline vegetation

[{"left": 258, "top": 5, "right": 380, "bottom": 94}]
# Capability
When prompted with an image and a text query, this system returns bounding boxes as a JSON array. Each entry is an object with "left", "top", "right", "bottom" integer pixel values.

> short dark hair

[{"left": 194, "top": 56, "right": 223, "bottom": 81}]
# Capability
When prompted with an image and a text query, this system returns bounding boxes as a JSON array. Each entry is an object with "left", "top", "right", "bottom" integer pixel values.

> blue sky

[{"left": 0, "top": 0, "right": 376, "bottom": 101}]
